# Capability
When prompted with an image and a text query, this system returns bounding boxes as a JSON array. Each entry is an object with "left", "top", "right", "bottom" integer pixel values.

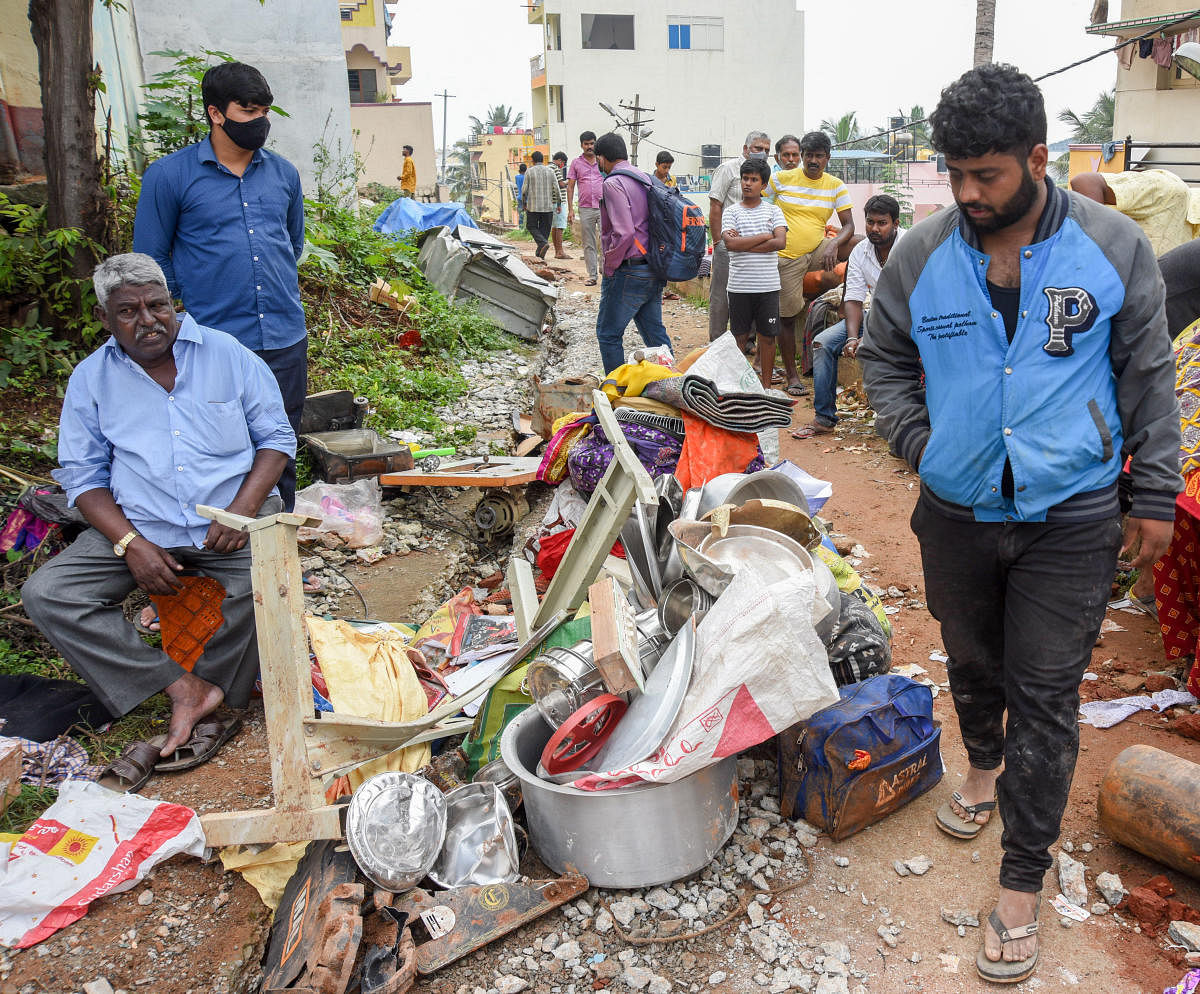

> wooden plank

[
  {"left": 379, "top": 457, "right": 541, "bottom": 489},
  {"left": 508, "top": 557, "right": 539, "bottom": 644},
  {"left": 200, "top": 804, "right": 345, "bottom": 849},
  {"left": 0, "top": 742, "right": 21, "bottom": 816},
  {"left": 587, "top": 576, "right": 643, "bottom": 694}
]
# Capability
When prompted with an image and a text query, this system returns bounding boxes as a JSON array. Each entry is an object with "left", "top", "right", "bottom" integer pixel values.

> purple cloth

[
  {"left": 567, "top": 422, "right": 682, "bottom": 495},
  {"left": 600, "top": 166, "right": 652, "bottom": 276}
]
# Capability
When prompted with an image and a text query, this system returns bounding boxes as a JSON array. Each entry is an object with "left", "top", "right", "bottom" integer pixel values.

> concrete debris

[
  {"left": 1096, "top": 871, "right": 1128, "bottom": 907},
  {"left": 1057, "top": 851, "right": 1089, "bottom": 908},
  {"left": 1169, "top": 920, "right": 1200, "bottom": 952},
  {"left": 903, "top": 855, "right": 932, "bottom": 876}
]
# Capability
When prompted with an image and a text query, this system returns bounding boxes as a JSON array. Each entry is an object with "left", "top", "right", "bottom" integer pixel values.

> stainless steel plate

[
  {"left": 592, "top": 621, "right": 695, "bottom": 772},
  {"left": 345, "top": 772, "right": 447, "bottom": 892}
]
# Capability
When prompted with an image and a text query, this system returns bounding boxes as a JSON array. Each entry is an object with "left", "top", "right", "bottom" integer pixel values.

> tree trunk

[
  {"left": 973, "top": 0, "right": 996, "bottom": 67},
  {"left": 27, "top": 0, "right": 106, "bottom": 272}
]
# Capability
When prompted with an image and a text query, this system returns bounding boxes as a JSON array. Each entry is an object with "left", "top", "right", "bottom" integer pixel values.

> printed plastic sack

[
  {"left": 295, "top": 478, "right": 384, "bottom": 548},
  {"left": 0, "top": 780, "right": 205, "bottom": 947},
  {"left": 576, "top": 564, "right": 840, "bottom": 790}
]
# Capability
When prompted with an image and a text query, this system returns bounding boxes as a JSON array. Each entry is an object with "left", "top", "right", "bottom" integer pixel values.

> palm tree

[
  {"left": 974, "top": 0, "right": 995, "bottom": 67},
  {"left": 1051, "top": 89, "right": 1115, "bottom": 182},
  {"left": 820, "top": 112, "right": 885, "bottom": 151},
  {"left": 468, "top": 104, "right": 526, "bottom": 137},
  {"left": 1058, "top": 90, "right": 1115, "bottom": 144},
  {"left": 444, "top": 139, "right": 475, "bottom": 206}
]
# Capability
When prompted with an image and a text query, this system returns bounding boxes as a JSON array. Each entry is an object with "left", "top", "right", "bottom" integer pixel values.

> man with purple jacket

[{"left": 593, "top": 132, "right": 672, "bottom": 374}]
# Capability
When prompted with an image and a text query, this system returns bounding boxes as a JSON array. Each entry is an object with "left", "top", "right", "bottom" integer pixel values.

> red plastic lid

[{"left": 540, "top": 694, "right": 628, "bottom": 775}]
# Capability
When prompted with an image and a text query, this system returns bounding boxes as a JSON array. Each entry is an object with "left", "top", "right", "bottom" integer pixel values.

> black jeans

[
  {"left": 255, "top": 336, "right": 308, "bottom": 511},
  {"left": 526, "top": 211, "right": 552, "bottom": 251},
  {"left": 911, "top": 495, "right": 1122, "bottom": 893}
]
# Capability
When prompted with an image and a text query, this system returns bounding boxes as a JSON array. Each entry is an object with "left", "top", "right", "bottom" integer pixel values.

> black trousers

[
  {"left": 255, "top": 336, "right": 308, "bottom": 511},
  {"left": 526, "top": 211, "right": 552, "bottom": 250},
  {"left": 911, "top": 495, "right": 1122, "bottom": 892}
]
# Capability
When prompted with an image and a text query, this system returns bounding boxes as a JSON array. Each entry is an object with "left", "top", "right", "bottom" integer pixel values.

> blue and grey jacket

[{"left": 860, "top": 180, "right": 1181, "bottom": 523}]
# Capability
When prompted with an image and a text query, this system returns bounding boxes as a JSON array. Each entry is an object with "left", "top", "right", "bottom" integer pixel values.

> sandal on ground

[
  {"left": 302, "top": 572, "right": 323, "bottom": 594},
  {"left": 134, "top": 607, "right": 161, "bottom": 636},
  {"left": 785, "top": 383, "right": 808, "bottom": 397},
  {"left": 791, "top": 422, "right": 834, "bottom": 440},
  {"left": 936, "top": 789, "right": 997, "bottom": 839},
  {"left": 976, "top": 900, "right": 1040, "bottom": 984},
  {"left": 150, "top": 714, "right": 243, "bottom": 773},
  {"left": 1129, "top": 594, "right": 1157, "bottom": 618},
  {"left": 584, "top": 278, "right": 598, "bottom": 286},
  {"left": 97, "top": 741, "right": 161, "bottom": 794}
]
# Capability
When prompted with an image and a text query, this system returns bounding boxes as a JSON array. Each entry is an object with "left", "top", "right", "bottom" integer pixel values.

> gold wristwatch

[{"left": 113, "top": 530, "right": 139, "bottom": 557}]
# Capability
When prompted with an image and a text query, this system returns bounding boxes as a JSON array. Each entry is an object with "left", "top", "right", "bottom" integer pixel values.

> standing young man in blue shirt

[
  {"left": 861, "top": 65, "right": 1180, "bottom": 984},
  {"left": 134, "top": 62, "right": 307, "bottom": 511}
]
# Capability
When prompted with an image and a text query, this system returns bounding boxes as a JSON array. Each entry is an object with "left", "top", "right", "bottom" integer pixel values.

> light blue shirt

[{"left": 54, "top": 314, "right": 296, "bottom": 549}]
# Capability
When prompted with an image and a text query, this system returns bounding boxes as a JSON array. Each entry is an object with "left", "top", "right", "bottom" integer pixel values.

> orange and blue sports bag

[
  {"left": 604, "top": 168, "right": 706, "bottom": 282},
  {"left": 778, "top": 674, "right": 943, "bottom": 841}
]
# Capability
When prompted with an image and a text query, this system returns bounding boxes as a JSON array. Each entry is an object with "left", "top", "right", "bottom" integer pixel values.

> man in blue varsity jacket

[{"left": 861, "top": 64, "right": 1181, "bottom": 985}]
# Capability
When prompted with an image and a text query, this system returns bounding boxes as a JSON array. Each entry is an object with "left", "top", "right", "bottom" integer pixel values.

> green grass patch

[{"left": 1, "top": 783, "right": 59, "bottom": 835}]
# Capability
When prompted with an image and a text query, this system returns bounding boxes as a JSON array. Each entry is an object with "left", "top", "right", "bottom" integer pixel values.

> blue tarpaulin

[{"left": 374, "top": 198, "right": 478, "bottom": 237}]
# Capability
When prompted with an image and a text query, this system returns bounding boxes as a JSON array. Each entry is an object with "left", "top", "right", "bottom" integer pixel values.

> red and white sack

[
  {"left": 0, "top": 780, "right": 206, "bottom": 947},
  {"left": 576, "top": 564, "right": 840, "bottom": 790}
]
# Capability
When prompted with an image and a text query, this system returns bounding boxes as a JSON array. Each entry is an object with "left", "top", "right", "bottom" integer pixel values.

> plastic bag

[
  {"left": 576, "top": 564, "right": 840, "bottom": 790},
  {"left": 295, "top": 478, "right": 384, "bottom": 548},
  {"left": 0, "top": 780, "right": 206, "bottom": 947}
]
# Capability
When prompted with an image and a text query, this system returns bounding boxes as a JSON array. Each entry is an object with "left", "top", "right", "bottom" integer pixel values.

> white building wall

[
  {"left": 132, "top": 0, "right": 354, "bottom": 194},
  {"left": 535, "top": 0, "right": 803, "bottom": 175}
]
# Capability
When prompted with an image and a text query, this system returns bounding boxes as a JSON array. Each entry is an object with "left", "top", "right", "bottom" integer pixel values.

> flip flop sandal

[
  {"left": 976, "top": 901, "right": 1040, "bottom": 984},
  {"left": 134, "top": 609, "right": 161, "bottom": 636},
  {"left": 936, "top": 790, "right": 997, "bottom": 839},
  {"left": 1129, "top": 594, "right": 1157, "bottom": 618},
  {"left": 584, "top": 278, "right": 598, "bottom": 286},
  {"left": 97, "top": 740, "right": 161, "bottom": 794},
  {"left": 150, "top": 714, "right": 243, "bottom": 773},
  {"left": 785, "top": 383, "right": 809, "bottom": 397},
  {"left": 792, "top": 423, "right": 834, "bottom": 440}
]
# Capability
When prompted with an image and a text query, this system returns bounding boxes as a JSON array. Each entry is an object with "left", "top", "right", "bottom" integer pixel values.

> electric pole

[
  {"left": 619, "top": 94, "right": 654, "bottom": 167},
  {"left": 435, "top": 89, "right": 456, "bottom": 184}
]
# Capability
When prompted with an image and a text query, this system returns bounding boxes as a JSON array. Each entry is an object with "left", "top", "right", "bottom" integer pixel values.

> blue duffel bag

[{"left": 778, "top": 673, "right": 943, "bottom": 840}]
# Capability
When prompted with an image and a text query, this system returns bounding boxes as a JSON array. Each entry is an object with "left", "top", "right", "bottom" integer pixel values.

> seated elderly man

[{"left": 22, "top": 253, "right": 295, "bottom": 790}]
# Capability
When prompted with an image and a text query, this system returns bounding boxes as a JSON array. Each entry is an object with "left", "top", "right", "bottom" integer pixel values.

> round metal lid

[{"left": 345, "top": 772, "right": 447, "bottom": 892}]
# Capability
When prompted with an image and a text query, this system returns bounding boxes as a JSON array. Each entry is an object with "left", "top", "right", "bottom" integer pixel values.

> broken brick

[
  {"left": 1127, "top": 886, "right": 1168, "bottom": 926},
  {"left": 1146, "top": 674, "right": 1179, "bottom": 693},
  {"left": 1145, "top": 875, "right": 1176, "bottom": 898},
  {"left": 1172, "top": 714, "right": 1200, "bottom": 742}
]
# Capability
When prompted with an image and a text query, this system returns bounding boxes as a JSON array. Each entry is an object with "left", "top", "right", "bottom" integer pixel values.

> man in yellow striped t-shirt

[{"left": 767, "top": 132, "right": 856, "bottom": 395}]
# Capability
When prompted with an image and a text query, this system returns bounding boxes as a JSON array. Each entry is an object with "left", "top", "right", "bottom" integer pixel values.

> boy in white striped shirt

[{"left": 721, "top": 158, "right": 788, "bottom": 389}]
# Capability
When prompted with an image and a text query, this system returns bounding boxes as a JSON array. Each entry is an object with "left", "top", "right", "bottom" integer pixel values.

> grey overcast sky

[{"left": 389, "top": 1, "right": 1122, "bottom": 150}]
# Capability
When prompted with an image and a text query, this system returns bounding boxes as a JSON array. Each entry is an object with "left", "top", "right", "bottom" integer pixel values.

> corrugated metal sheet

[{"left": 417, "top": 226, "right": 557, "bottom": 341}]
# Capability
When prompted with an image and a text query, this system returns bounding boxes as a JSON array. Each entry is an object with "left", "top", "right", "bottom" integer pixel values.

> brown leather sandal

[
  {"left": 150, "top": 714, "right": 243, "bottom": 773},
  {"left": 97, "top": 741, "right": 161, "bottom": 794}
]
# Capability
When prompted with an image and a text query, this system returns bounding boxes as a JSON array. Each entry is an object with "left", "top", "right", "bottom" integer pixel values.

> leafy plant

[
  {"left": 136, "top": 49, "right": 290, "bottom": 164},
  {"left": 0, "top": 194, "right": 102, "bottom": 376}
]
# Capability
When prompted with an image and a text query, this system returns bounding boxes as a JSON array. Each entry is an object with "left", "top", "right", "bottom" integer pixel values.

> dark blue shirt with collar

[{"left": 133, "top": 136, "right": 307, "bottom": 352}]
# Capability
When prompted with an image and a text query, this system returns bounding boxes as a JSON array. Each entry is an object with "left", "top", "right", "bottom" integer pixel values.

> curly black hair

[{"left": 930, "top": 63, "right": 1046, "bottom": 160}]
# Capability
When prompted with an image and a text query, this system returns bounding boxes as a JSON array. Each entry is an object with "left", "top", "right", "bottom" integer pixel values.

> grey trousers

[
  {"left": 21, "top": 498, "right": 281, "bottom": 717},
  {"left": 578, "top": 206, "right": 601, "bottom": 279},
  {"left": 708, "top": 241, "right": 730, "bottom": 341}
]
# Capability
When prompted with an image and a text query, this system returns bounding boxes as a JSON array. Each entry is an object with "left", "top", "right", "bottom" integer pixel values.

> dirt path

[{"left": 6, "top": 260, "right": 1199, "bottom": 994}]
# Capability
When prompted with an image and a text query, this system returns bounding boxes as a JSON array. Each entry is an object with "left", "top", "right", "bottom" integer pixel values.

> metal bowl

[
  {"left": 344, "top": 772, "right": 447, "bottom": 892},
  {"left": 725, "top": 470, "right": 814, "bottom": 516},
  {"left": 657, "top": 576, "right": 714, "bottom": 636},
  {"left": 473, "top": 757, "right": 522, "bottom": 812}
]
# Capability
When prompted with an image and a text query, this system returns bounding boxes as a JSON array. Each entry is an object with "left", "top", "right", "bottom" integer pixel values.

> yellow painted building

[
  {"left": 339, "top": 0, "right": 437, "bottom": 195},
  {"left": 470, "top": 130, "right": 549, "bottom": 223}
]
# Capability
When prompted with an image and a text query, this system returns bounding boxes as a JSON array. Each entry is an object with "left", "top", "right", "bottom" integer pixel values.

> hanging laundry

[{"left": 1154, "top": 36, "right": 1177, "bottom": 68}]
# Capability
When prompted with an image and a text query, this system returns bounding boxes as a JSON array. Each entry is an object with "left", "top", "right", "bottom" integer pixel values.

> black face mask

[{"left": 220, "top": 115, "right": 270, "bottom": 151}]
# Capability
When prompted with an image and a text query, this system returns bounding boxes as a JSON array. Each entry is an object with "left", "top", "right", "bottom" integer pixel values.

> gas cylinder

[{"left": 1097, "top": 743, "right": 1200, "bottom": 881}]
